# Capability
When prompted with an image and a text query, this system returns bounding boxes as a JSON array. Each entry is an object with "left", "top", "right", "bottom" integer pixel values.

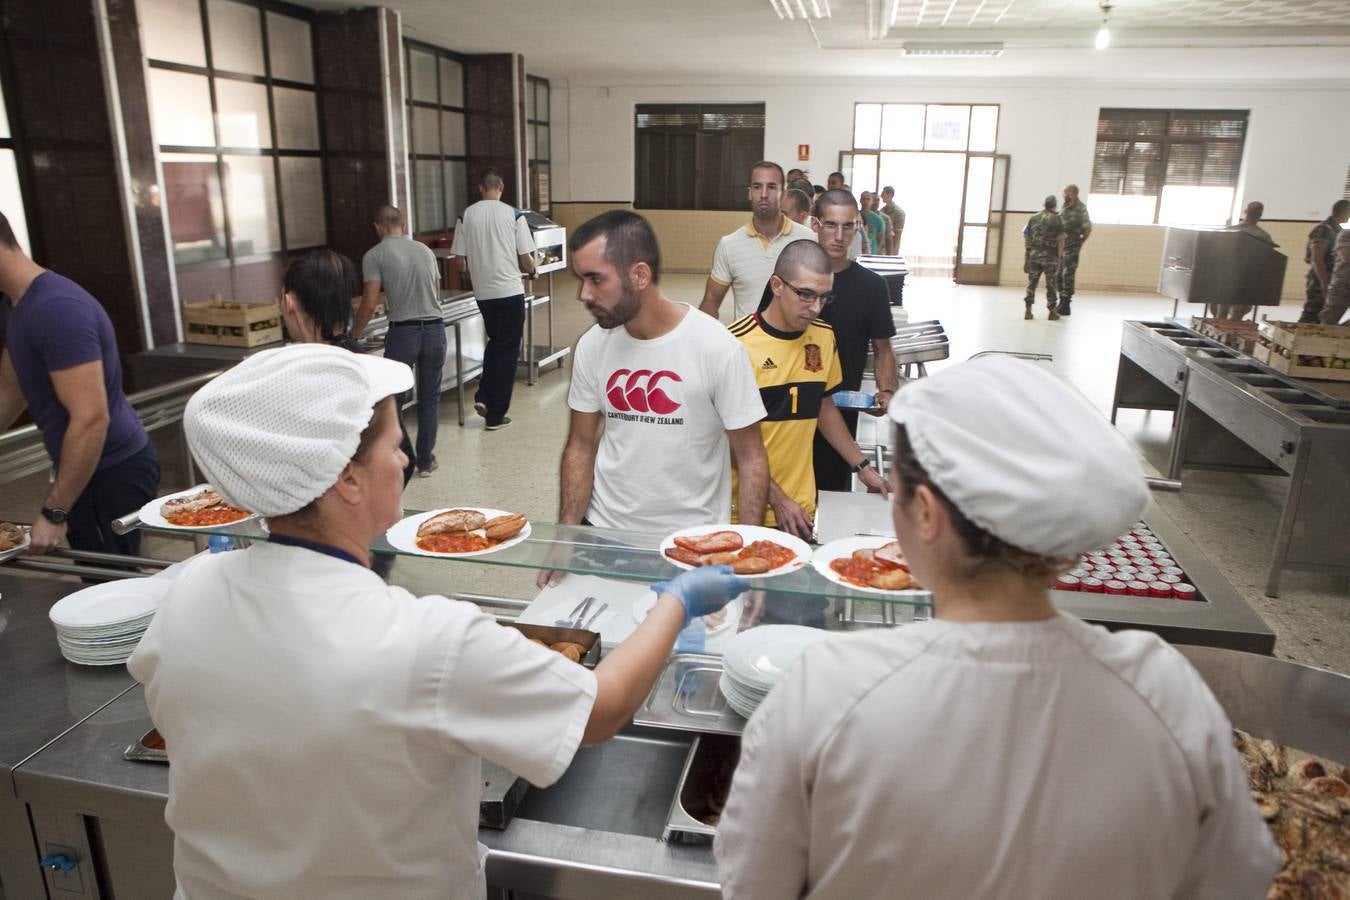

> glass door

[{"left": 955, "top": 153, "right": 1010, "bottom": 285}]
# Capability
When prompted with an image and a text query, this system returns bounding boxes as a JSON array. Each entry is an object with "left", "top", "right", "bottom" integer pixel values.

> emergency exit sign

[{"left": 797, "top": 144, "right": 810, "bottom": 161}]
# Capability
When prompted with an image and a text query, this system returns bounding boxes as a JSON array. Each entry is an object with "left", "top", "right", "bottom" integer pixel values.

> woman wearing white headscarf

[{"left": 715, "top": 357, "right": 1279, "bottom": 899}]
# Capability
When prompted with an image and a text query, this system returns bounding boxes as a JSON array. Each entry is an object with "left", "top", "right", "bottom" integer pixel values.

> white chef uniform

[
  {"left": 715, "top": 614, "right": 1280, "bottom": 899},
  {"left": 129, "top": 541, "right": 596, "bottom": 900}
]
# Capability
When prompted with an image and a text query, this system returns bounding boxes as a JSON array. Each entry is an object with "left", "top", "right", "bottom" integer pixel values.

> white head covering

[
  {"left": 184, "top": 344, "right": 413, "bottom": 517},
  {"left": 887, "top": 357, "right": 1149, "bottom": 558}
]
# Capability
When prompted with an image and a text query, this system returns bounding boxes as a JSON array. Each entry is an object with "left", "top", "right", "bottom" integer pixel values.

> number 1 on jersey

[{"left": 789, "top": 384, "right": 798, "bottom": 414}]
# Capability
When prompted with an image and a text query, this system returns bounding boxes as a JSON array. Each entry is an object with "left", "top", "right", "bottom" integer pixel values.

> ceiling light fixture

[
  {"left": 768, "top": 0, "right": 830, "bottom": 19},
  {"left": 1095, "top": 2, "right": 1113, "bottom": 50},
  {"left": 902, "top": 42, "right": 1004, "bottom": 57}
]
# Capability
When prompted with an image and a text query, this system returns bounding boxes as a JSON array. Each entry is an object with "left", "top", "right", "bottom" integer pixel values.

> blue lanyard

[{"left": 267, "top": 533, "right": 365, "bottom": 567}]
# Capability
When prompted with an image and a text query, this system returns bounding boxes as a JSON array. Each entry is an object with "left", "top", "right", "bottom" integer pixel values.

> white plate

[
  {"left": 0, "top": 526, "right": 31, "bottom": 563},
  {"left": 49, "top": 579, "right": 170, "bottom": 629},
  {"left": 631, "top": 594, "right": 742, "bottom": 635},
  {"left": 722, "top": 624, "right": 832, "bottom": 689},
  {"left": 138, "top": 485, "right": 256, "bottom": 532},
  {"left": 658, "top": 524, "right": 811, "bottom": 578},
  {"left": 385, "top": 507, "right": 533, "bottom": 558},
  {"left": 810, "top": 536, "right": 927, "bottom": 596}
]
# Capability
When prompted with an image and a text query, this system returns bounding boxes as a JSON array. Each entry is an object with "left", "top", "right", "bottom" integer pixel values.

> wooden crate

[
  {"left": 183, "top": 298, "right": 283, "bottom": 348},
  {"left": 1253, "top": 320, "right": 1350, "bottom": 381}
]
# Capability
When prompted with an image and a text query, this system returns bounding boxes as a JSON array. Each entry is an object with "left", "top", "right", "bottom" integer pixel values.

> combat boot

[
  {"left": 1024, "top": 305, "right": 1033, "bottom": 320},
  {"left": 1048, "top": 308, "right": 1061, "bottom": 321},
  {"left": 1057, "top": 301, "right": 1072, "bottom": 316}
]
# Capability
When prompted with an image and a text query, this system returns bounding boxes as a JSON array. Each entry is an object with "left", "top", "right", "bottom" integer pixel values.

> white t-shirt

[
  {"left": 716, "top": 614, "right": 1280, "bottom": 900},
  {"left": 710, "top": 216, "right": 816, "bottom": 319},
  {"left": 568, "top": 304, "right": 765, "bottom": 532},
  {"left": 127, "top": 543, "right": 596, "bottom": 900},
  {"left": 449, "top": 200, "right": 535, "bottom": 301}
]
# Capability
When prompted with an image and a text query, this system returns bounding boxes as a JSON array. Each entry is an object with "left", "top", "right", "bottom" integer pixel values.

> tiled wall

[
  {"left": 551, "top": 203, "right": 749, "bottom": 273},
  {"left": 997, "top": 215, "right": 1320, "bottom": 302},
  {"left": 553, "top": 202, "right": 1326, "bottom": 304}
]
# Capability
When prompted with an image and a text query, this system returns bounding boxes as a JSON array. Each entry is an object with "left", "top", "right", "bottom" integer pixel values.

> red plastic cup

[
  {"left": 1156, "top": 573, "right": 1182, "bottom": 585},
  {"left": 1148, "top": 582, "right": 1173, "bottom": 598},
  {"left": 1055, "top": 575, "right": 1082, "bottom": 592},
  {"left": 1103, "top": 580, "right": 1129, "bottom": 595},
  {"left": 1080, "top": 577, "right": 1105, "bottom": 593},
  {"left": 1173, "top": 583, "right": 1199, "bottom": 601},
  {"left": 1127, "top": 581, "right": 1151, "bottom": 596}
]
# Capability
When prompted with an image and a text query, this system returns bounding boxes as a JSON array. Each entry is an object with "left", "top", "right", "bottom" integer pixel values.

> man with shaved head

[{"left": 730, "top": 240, "right": 888, "bottom": 538}]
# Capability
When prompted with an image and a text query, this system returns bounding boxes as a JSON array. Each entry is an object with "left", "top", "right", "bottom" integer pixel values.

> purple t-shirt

[{"left": 0, "top": 271, "right": 147, "bottom": 469}]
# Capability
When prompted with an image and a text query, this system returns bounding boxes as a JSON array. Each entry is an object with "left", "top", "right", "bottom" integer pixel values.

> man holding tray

[{"left": 129, "top": 343, "right": 745, "bottom": 900}]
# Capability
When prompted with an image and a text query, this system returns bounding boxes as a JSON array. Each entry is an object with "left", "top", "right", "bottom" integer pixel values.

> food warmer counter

[
  {"left": 3, "top": 488, "right": 1275, "bottom": 899},
  {"left": 1111, "top": 320, "right": 1350, "bottom": 595},
  {"left": 518, "top": 211, "right": 570, "bottom": 385}
]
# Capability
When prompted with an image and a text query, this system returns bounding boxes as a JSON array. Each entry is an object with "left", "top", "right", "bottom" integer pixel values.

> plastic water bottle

[{"left": 208, "top": 534, "right": 237, "bottom": 553}]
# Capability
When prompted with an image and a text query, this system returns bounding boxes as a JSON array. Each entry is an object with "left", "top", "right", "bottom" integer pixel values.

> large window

[
  {"left": 143, "top": 0, "right": 324, "bottom": 302},
  {"left": 635, "top": 104, "right": 765, "bottom": 211},
  {"left": 405, "top": 40, "right": 467, "bottom": 235},
  {"left": 848, "top": 102, "right": 999, "bottom": 194},
  {"left": 0, "top": 75, "right": 30, "bottom": 254},
  {"left": 526, "top": 76, "right": 550, "bottom": 215},
  {"left": 1089, "top": 109, "right": 1248, "bottom": 226}
]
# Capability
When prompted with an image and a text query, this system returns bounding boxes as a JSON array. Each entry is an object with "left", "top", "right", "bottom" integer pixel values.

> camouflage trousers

[
  {"left": 1025, "top": 259, "right": 1059, "bottom": 308},
  {"left": 1320, "top": 278, "right": 1350, "bottom": 325},
  {"left": 1057, "top": 245, "right": 1082, "bottom": 302},
  {"left": 1299, "top": 269, "right": 1328, "bottom": 323}
]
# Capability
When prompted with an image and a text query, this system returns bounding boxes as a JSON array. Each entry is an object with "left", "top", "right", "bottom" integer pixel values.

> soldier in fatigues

[
  {"left": 1056, "top": 184, "right": 1092, "bottom": 316},
  {"left": 1299, "top": 199, "right": 1350, "bottom": 323},
  {"left": 1023, "top": 195, "right": 1064, "bottom": 321}
]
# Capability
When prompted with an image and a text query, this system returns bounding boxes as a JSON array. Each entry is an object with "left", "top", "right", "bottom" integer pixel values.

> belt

[{"left": 389, "top": 317, "right": 443, "bottom": 326}]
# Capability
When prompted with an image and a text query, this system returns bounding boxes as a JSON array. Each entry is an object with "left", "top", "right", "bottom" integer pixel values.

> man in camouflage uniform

[
  {"left": 1298, "top": 199, "right": 1350, "bottom": 323},
  {"left": 1023, "top": 195, "right": 1064, "bottom": 321},
  {"left": 1056, "top": 184, "right": 1091, "bottom": 316}
]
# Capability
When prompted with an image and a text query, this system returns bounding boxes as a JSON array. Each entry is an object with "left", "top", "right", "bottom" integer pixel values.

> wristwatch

[
  {"left": 851, "top": 459, "right": 872, "bottom": 474},
  {"left": 40, "top": 506, "right": 68, "bottom": 525}
]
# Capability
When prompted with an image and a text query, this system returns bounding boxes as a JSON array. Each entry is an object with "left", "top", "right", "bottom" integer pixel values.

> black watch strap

[
  {"left": 40, "top": 506, "right": 68, "bottom": 525},
  {"left": 851, "top": 459, "right": 872, "bottom": 474}
]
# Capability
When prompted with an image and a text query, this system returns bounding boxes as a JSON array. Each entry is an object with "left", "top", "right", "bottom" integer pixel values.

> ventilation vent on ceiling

[{"left": 902, "top": 43, "right": 1004, "bottom": 57}]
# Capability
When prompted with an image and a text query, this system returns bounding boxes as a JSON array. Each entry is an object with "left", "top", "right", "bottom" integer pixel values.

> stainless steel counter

[
  {"left": 0, "top": 573, "right": 137, "bottom": 899},
  {"left": 816, "top": 491, "right": 1275, "bottom": 654}
]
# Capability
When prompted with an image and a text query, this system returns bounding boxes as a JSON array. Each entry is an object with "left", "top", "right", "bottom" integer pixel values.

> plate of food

[
  {"left": 138, "top": 486, "right": 255, "bottom": 531},
  {"left": 659, "top": 524, "right": 810, "bottom": 578},
  {"left": 811, "top": 536, "right": 924, "bottom": 595},
  {"left": 0, "top": 522, "right": 31, "bottom": 562},
  {"left": 385, "top": 507, "right": 531, "bottom": 558}
]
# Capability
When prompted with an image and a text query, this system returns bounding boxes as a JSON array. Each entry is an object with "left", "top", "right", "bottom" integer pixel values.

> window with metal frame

[
  {"left": 405, "top": 39, "right": 467, "bottom": 236},
  {"left": 634, "top": 103, "right": 765, "bottom": 211},
  {"left": 142, "top": 0, "right": 325, "bottom": 300},
  {"left": 1089, "top": 108, "right": 1248, "bottom": 226},
  {"left": 526, "top": 75, "right": 550, "bottom": 215},
  {"left": 0, "top": 74, "right": 31, "bottom": 255}
]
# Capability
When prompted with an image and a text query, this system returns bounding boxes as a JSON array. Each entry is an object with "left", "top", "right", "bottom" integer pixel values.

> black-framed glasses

[{"left": 781, "top": 280, "right": 835, "bottom": 307}]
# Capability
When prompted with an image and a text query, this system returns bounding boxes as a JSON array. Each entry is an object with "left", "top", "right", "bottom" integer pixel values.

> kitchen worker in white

[
  {"left": 716, "top": 357, "right": 1280, "bottom": 900},
  {"left": 127, "top": 343, "right": 744, "bottom": 900}
]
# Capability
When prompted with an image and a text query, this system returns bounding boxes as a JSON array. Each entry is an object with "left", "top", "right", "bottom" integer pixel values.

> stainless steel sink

[{"left": 514, "top": 726, "right": 694, "bottom": 837}]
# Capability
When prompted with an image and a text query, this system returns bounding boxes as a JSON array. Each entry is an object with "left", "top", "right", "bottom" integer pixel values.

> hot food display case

[{"left": 520, "top": 211, "right": 570, "bottom": 384}]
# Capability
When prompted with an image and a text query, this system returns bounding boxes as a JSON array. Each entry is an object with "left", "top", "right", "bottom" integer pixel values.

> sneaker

[
  {"left": 1024, "top": 307, "right": 1034, "bottom": 320},
  {"left": 1048, "top": 309, "right": 1061, "bottom": 321},
  {"left": 485, "top": 417, "right": 513, "bottom": 432},
  {"left": 473, "top": 401, "right": 487, "bottom": 418},
  {"left": 418, "top": 459, "right": 439, "bottom": 478}
]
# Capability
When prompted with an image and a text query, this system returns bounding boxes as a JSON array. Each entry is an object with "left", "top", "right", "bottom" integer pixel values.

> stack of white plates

[
  {"left": 48, "top": 579, "right": 170, "bottom": 666},
  {"left": 719, "top": 625, "right": 831, "bottom": 718}
]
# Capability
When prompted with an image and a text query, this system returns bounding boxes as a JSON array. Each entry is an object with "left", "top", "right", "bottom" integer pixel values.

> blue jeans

[{"left": 384, "top": 319, "right": 447, "bottom": 470}]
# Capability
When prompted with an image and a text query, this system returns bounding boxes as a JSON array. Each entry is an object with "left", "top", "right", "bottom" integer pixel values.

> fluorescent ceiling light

[
  {"left": 902, "top": 42, "right": 1005, "bottom": 57},
  {"left": 768, "top": 0, "right": 829, "bottom": 19},
  {"left": 1095, "top": 26, "right": 1111, "bottom": 49}
]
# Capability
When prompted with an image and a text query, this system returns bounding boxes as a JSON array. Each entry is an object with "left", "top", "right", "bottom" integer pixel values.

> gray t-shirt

[{"left": 361, "top": 235, "right": 441, "bottom": 322}]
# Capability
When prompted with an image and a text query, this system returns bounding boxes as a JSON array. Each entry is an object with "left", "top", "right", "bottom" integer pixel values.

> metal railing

[{"left": 0, "top": 369, "right": 225, "bottom": 486}]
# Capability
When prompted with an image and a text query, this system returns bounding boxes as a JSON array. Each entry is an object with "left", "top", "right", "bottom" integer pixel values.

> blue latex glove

[{"left": 651, "top": 565, "right": 747, "bottom": 625}]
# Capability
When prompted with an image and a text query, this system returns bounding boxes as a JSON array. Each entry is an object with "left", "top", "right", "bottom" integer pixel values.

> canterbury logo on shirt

[
  {"left": 760, "top": 357, "right": 778, "bottom": 370},
  {"left": 604, "top": 369, "right": 685, "bottom": 423}
]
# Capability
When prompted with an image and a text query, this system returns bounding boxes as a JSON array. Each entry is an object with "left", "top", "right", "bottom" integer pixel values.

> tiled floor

[{"left": 3, "top": 273, "right": 1346, "bottom": 673}]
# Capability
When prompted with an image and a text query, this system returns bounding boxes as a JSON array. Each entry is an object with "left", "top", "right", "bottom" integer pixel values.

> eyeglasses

[
  {"left": 780, "top": 280, "right": 835, "bottom": 307},
  {"left": 817, "top": 220, "right": 858, "bottom": 235}
]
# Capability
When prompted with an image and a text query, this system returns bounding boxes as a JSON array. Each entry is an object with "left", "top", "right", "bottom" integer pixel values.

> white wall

[{"left": 553, "top": 78, "right": 1350, "bottom": 220}]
